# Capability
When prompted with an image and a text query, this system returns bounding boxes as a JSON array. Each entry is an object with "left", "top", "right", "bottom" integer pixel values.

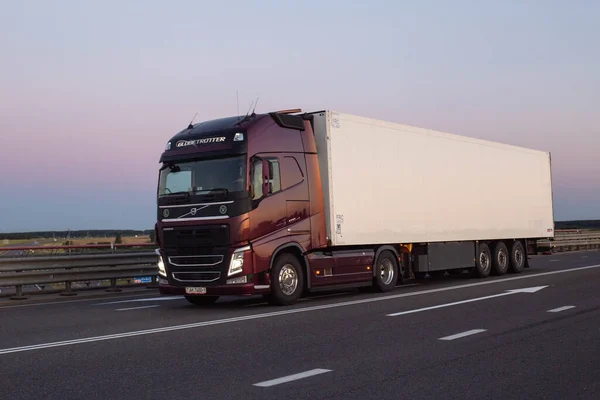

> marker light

[{"left": 233, "top": 133, "right": 244, "bottom": 142}]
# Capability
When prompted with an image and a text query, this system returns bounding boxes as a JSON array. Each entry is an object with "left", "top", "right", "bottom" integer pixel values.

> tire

[
  {"left": 471, "top": 243, "right": 492, "bottom": 278},
  {"left": 491, "top": 241, "right": 509, "bottom": 276},
  {"left": 373, "top": 251, "right": 399, "bottom": 292},
  {"left": 509, "top": 241, "right": 526, "bottom": 273},
  {"left": 185, "top": 295, "right": 219, "bottom": 306},
  {"left": 268, "top": 253, "right": 304, "bottom": 306}
]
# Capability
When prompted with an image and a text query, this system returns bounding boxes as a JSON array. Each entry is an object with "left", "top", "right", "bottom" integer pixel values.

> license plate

[{"left": 185, "top": 287, "right": 207, "bottom": 295}]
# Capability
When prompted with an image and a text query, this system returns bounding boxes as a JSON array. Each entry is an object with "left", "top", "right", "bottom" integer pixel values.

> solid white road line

[
  {"left": 253, "top": 369, "right": 332, "bottom": 387},
  {"left": 439, "top": 329, "right": 487, "bottom": 341},
  {"left": 1, "top": 264, "right": 599, "bottom": 356},
  {"left": 95, "top": 296, "right": 182, "bottom": 306},
  {"left": 115, "top": 305, "right": 161, "bottom": 312},
  {"left": 547, "top": 305, "right": 576, "bottom": 313},
  {"left": 387, "top": 286, "right": 547, "bottom": 317},
  {"left": 0, "top": 293, "right": 160, "bottom": 310}
]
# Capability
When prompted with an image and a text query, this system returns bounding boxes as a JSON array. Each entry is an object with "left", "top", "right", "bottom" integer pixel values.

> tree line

[
  {"left": 0, "top": 229, "right": 153, "bottom": 241},
  {"left": 554, "top": 220, "right": 600, "bottom": 230}
]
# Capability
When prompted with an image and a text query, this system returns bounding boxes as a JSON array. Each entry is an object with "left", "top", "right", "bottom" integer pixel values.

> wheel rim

[
  {"left": 480, "top": 251, "right": 490, "bottom": 272},
  {"left": 498, "top": 249, "right": 508, "bottom": 270},
  {"left": 380, "top": 259, "right": 395, "bottom": 285},
  {"left": 278, "top": 264, "right": 298, "bottom": 296},
  {"left": 515, "top": 249, "right": 524, "bottom": 268}
]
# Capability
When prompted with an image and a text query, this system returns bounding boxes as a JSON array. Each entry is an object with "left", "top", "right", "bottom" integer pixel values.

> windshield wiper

[
  {"left": 161, "top": 191, "right": 190, "bottom": 198},
  {"left": 193, "top": 188, "right": 230, "bottom": 200},
  {"left": 207, "top": 188, "right": 229, "bottom": 195}
]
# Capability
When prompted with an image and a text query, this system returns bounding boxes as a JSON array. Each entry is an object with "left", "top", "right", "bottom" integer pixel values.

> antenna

[
  {"left": 251, "top": 97, "right": 259, "bottom": 115},
  {"left": 236, "top": 90, "right": 240, "bottom": 121},
  {"left": 244, "top": 99, "right": 254, "bottom": 118},
  {"left": 187, "top": 112, "right": 198, "bottom": 129}
]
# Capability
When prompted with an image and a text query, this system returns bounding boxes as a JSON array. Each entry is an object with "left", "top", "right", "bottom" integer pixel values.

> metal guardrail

[
  {"left": 0, "top": 252, "right": 158, "bottom": 300},
  {"left": 537, "top": 231, "right": 600, "bottom": 253},
  {"left": 0, "top": 243, "right": 155, "bottom": 258},
  {"left": 1, "top": 231, "right": 598, "bottom": 301}
]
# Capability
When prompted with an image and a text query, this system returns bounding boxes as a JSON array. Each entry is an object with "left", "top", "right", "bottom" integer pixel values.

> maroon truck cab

[{"left": 155, "top": 110, "right": 331, "bottom": 305}]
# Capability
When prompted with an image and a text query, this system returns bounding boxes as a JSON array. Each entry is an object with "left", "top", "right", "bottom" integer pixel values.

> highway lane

[
  {"left": 0, "top": 251, "right": 599, "bottom": 399},
  {"left": 1, "top": 250, "right": 598, "bottom": 347}
]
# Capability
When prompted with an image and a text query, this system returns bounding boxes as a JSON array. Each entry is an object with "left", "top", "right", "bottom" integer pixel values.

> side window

[
  {"left": 251, "top": 157, "right": 281, "bottom": 200},
  {"left": 269, "top": 159, "right": 281, "bottom": 193},
  {"left": 281, "top": 156, "right": 304, "bottom": 190},
  {"left": 251, "top": 159, "right": 263, "bottom": 200}
]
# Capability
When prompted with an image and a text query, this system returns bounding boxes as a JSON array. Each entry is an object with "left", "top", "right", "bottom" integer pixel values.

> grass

[{"left": 62, "top": 236, "right": 152, "bottom": 246}]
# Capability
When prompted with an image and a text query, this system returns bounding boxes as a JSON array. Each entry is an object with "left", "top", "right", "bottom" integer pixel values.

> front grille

[
  {"left": 168, "top": 255, "right": 223, "bottom": 267},
  {"left": 172, "top": 271, "right": 221, "bottom": 283},
  {"left": 163, "top": 225, "right": 229, "bottom": 249}
]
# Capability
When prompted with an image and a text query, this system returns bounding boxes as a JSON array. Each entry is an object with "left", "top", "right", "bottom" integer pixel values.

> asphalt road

[{"left": 1, "top": 251, "right": 599, "bottom": 399}]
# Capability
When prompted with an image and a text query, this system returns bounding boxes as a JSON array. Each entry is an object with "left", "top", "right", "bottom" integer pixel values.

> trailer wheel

[
  {"left": 509, "top": 241, "right": 526, "bottom": 273},
  {"left": 471, "top": 243, "right": 492, "bottom": 278},
  {"left": 268, "top": 253, "right": 304, "bottom": 306},
  {"left": 374, "top": 251, "right": 399, "bottom": 292},
  {"left": 185, "top": 295, "right": 219, "bottom": 306},
  {"left": 491, "top": 241, "right": 509, "bottom": 276}
]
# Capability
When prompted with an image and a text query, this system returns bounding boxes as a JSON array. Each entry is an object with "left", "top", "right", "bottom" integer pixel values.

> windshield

[{"left": 158, "top": 156, "right": 246, "bottom": 198}]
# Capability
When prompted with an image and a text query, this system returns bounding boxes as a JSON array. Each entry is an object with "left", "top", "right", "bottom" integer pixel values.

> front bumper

[{"left": 158, "top": 277, "right": 270, "bottom": 296}]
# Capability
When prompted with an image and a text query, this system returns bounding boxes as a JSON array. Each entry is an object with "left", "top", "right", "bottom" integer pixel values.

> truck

[{"left": 155, "top": 109, "right": 554, "bottom": 306}]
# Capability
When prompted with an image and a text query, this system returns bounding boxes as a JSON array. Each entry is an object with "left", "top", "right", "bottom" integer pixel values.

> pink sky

[{"left": 1, "top": 0, "right": 598, "bottom": 231}]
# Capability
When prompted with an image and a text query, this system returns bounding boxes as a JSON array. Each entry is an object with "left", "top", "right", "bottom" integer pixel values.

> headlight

[
  {"left": 228, "top": 245, "right": 250, "bottom": 277},
  {"left": 155, "top": 248, "right": 167, "bottom": 277}
]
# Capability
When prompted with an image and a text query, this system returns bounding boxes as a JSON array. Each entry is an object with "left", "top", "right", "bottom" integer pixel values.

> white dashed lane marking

[
  {"left": 439, "top": 329, "right": 487, "bottom": 341},
  {"left": 547, "top": 306, "right": 576, "bottom": 313},
  {"left": 115, "top": 305, "right": 161, "bottom": 312},
  {"left": 253, "top": 369, "right": 332, "bottom": 387}
]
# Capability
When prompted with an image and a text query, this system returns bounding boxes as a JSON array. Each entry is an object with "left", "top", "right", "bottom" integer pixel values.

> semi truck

[{"left": 155, "top": 109, "right": 554, "bottom": 306}]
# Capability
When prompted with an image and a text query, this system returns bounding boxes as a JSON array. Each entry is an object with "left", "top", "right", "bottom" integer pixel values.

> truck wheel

[
  {"left": 268, "top": 253, "right": 304, "bottom": 306},
  {"left": 509, "top": 241, "right": 526, "bottom": 273},
  {"left": 491, "top": 242, "right": 509, "bottom": 276},
  {"left": 374, "top": 251, "right": 399, "bottom": 292},
  {"left": 471, "top": 243, "right": 492, "bottom": 278},
  {"left": 185, "top": 295, "right": 219, "bottom": 306}
]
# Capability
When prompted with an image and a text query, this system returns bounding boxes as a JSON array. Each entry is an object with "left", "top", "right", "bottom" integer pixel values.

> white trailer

[{"left": 309, "top": 110, "right": 554, "bottom": 277}]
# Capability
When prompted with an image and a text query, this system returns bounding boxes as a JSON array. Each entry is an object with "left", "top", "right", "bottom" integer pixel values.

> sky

[{"left": 0, "top": 0, "right": 599, "bottom": 232}]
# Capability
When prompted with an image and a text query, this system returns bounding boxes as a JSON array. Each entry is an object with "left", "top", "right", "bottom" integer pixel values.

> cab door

[{"left": 248, "top": 155, "right": 288, "bottom": 261}]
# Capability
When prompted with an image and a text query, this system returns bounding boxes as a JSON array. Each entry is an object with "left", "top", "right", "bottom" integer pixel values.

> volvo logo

[
  {"left": 163, "top": 209, "right": 170, "bottom": 218},
  {"left": 219, "top": 205, "right": 227, "bottom": 215}
]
